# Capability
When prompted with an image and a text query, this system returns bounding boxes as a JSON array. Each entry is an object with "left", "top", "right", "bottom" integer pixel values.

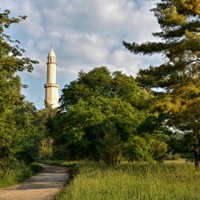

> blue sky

[{"left": 1, "top": 0, "right": 161, "bottom": 109}]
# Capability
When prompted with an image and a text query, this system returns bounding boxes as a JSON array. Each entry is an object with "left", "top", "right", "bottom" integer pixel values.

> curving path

[{"left": 0, "top": 164, "right": 69, "bottom": 200}]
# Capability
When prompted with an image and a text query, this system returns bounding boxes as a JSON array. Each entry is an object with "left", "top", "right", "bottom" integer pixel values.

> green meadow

[{"left": 56, "top": 161, "right": 200, "bottom": 200}]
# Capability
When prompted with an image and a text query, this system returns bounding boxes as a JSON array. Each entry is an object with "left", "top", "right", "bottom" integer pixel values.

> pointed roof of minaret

[{"left": 48, "top": 45, "right": 56, "bottom": 57}]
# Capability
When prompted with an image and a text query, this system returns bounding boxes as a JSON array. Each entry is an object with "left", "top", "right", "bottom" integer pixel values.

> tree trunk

[
  {"left": 194, "top": 150, "right": 200, "bottom": 170},
  {"left": 195, "top": 161, "right": 199, "bottom": 170}
]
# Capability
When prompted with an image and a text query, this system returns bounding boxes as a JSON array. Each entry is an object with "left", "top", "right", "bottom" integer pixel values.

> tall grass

[
  {"left": 0, "top": 162, "right": 43, "bottom": 188},
  {"left": 56, "top": 161, "right": 200, "bottom": 200}
]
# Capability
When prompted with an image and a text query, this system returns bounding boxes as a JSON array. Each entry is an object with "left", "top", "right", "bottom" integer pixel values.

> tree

[
  {"left": 51, "top": 67, "right": 149, "bottom": 164},
  {"left": 52, "top": 96, "right": 146, "bottom": 164},
  {"left": 36, "top": 105, "right": 58, "bottom": 160},
  {"left": 0, "top": 9, "right": 38, "bottom": 167},
  {"left": 14, "top": 102, "right": 40, "bottom": 163},
  {"left": 124, "top": 136, "right": 152, "bottom": 162},
  {"left": 123, "top": 0, "right": 200, "bottom": 168},
  {"left": 60, "top": 66, "right": 148, "bottom": 111},
  {"left": 124, "top": 115, "right": 169, "bottom": 162}
]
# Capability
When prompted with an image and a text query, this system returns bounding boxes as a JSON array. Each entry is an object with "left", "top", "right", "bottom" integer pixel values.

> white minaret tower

[{"left": 44, "top": 46, "right": 60, "bottom": 108}]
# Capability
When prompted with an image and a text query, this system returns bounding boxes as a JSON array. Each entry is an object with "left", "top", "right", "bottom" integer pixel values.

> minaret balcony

[{"left": 44, "top": 83, "right": 60, "bottom": 88}]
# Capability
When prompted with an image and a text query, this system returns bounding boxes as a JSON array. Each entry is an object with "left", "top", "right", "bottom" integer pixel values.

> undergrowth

[
  {"left": 42, "top": 160, "right": 76, "bottom": 167},
  {"left": 0, "top": 162, "right": 43, "bottom": 188}
]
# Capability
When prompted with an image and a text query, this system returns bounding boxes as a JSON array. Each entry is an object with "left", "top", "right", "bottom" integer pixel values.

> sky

[{"left": 1, "top": 0, "right": 161, "bottom": 109}]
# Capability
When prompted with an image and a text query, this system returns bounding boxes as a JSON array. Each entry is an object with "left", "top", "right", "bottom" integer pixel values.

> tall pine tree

[{"left": 123, "top": 0, "right": 200, "bottom": 168}]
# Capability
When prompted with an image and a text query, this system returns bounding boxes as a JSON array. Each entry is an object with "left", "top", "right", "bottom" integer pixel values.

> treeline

[
  {"left": 49, "top": 0, "right": 200, "bottom": 167},
  {"left": 49, "top": 67, "right": 176, "bottom": 164},
  {"left": 1, "top": 0, "right": 200, "bottom": 169}
]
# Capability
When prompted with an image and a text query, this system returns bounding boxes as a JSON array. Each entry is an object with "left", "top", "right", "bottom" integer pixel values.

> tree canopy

[
  {"left": 53, "top": 96, "right": 146, "bottom": 164},
  {"left": 0, "top": 8, "right": 39, "bottom": 168},
  {"left": 123, "top": 0, "right": 200, "bottom": 168},
  {"left": 50, "top": 67, "right": 169, "bottom": 164},
  {"left": 60, "top": 67, "right": 148, "bottom": 111}
]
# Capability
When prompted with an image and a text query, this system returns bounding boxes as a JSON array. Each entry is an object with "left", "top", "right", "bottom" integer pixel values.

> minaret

[{"left": 44, "top": 46, "right": 60, "bottom": 108}]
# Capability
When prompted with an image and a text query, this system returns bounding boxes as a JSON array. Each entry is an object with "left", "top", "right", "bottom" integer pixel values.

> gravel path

[{"left": 0, "top": 164, "right": 69, "bottom": 200}]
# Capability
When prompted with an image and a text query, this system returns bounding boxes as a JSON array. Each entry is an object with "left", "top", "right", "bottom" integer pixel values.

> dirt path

[{"left": 0, "top": 164, "right": 69, "bottom": 200}]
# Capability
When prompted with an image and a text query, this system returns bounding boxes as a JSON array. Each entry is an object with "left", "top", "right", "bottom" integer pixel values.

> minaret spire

[{"left": 44, "top": 46, "right": 60, "bottom": 108}]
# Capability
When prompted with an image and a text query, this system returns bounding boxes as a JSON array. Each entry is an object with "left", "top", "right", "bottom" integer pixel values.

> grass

[
  {"left": 0, "top": 162, "right": 43, "bottom": 188},
  {"left": 56, "top": 160, "right": 200, "bottom": 200}
]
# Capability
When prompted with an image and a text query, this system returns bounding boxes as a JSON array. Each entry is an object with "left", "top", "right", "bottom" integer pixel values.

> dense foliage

[
  {"left": 0, "top": 9, "right": 39, "bottom": 168},
  {"left": 60, "top": 67, "right": 147, "bottom": 111},
  {"left": 3, "top": 0, "right": 198, "bottom": 170},
  {"left": 0, "top": 162, "right": 43, "bottom": 188},
  {"left": 124, "top": 0, "right": 200, "bottom": 168},
  {"left": 50, "top": 67, "right": 169, "bottom": 164}
]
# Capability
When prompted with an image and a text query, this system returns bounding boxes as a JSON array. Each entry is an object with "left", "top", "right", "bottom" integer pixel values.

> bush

[
  {"left": 30, "top": 163, "right": 43, "bottom": 173},
  {"left": 43, "top": 160, "right": 76, "bottom": 167},
  {"left": 172, "top": 153, "right": 180, "bottom": 160},
  {"left": 0, "top": 162, "right": 42, "bottom": 188}
]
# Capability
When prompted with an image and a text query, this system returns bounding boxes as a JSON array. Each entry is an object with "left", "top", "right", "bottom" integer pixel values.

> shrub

[{"left": 30, "top": 163, "right": 43, "bottom": 173}]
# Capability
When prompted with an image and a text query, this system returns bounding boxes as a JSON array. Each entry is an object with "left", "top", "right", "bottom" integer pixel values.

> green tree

[
  {"left": 124, "top": 115, "right": 169, "bottom": 162},
  {"left": 60, "top": 66, "right": 148, "bottom": 111},
  {"left": 124, "top": 136, "right": 153, "bottom": 162},
  {"left": 123, "top": 0, "right": 200, "bottom": 168},
  {"left": 51, "top": 67, "right": 149, "bottom": 164},
  {"left": 36, "top": 105, "right": 58, "bottom": 160},
  {"left": 14, "top": 102, "right": 40, "bottom": 163},
  {"left": 0, "top": 9, "right": 38, "bottom": 167},
  {"left": 52, "top": 96, "right": 146, "bottom": 164}
]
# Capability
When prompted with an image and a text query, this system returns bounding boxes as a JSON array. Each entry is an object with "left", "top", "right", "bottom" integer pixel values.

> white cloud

[{"left": 1, "top": 0, "right": 162, "bottom": 109}]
